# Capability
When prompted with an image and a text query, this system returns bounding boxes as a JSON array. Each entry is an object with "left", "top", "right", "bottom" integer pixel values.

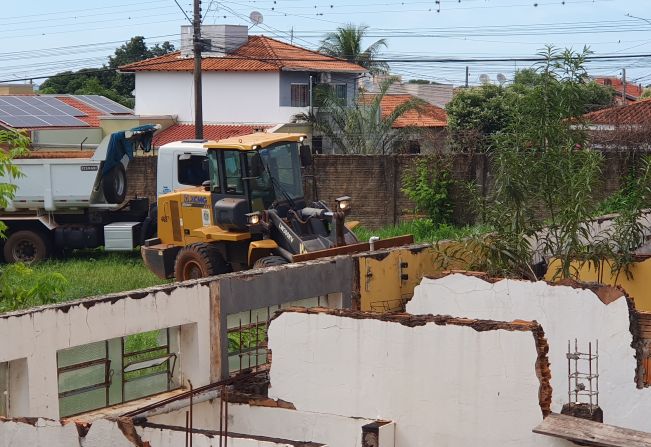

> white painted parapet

[
  {"left": 267, "top": 309, "right": 570, "bottom": 447},
  {"left": 407, "top": 274, "right": 651, "bottom": 432}
]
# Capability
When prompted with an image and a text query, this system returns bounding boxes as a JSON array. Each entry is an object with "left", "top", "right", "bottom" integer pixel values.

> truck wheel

[
  {"left": 253, "top": 255, "right": 289, "bottom": 269},
  {"left": 103, "top": 163, "right": 127, "bottom": 204},
  {"left": 174, "top": 243, "right": 229, "bottom": 281},
  {"left": 3, "top": 230, "right": 51, "bottom": 263}
]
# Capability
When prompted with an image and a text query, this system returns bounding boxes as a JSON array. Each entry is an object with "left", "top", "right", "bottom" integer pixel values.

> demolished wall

[
  {"left": 406, "top": 274, "right": 651, "bottom": 432},
  {"left": 267, "top": 308, "right": 569, "bottom": 447}
]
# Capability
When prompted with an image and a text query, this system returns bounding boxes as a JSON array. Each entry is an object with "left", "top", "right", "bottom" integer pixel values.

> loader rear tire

[
  {"left": 253, "top": 255, "right": 289, "bottom": 269},
  {"left": 3, "top": 230, "right": 51, "bottom": 263},
  {"left": 174, "top": 243, "right": 229, "bottom": 281},
  {"left": 103, "top": 163, "right": 127, "bottom": 204}
]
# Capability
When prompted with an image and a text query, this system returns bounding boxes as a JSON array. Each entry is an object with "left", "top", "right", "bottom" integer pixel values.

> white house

[{"left": 120, "top": 25, "right": 366, "bottom": 130}]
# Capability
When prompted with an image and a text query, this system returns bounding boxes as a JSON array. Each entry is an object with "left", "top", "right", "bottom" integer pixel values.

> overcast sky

[{"left": 2, "top": 0, "right": 651, "bottom": 86}]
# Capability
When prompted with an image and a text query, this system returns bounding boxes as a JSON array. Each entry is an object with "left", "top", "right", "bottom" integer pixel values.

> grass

[
  {"left": 5, "top": 219, "right": 485, "bottom": 309},
  {"left": 22, "top": 250, "right": 169, "bottom": 303},
  {"left": 354, "top": 219, "right": 489, "bottom": 244}
]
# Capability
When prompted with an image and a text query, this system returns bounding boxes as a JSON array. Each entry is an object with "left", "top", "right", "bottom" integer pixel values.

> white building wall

[
  {"left": 406, "top": 274, "right": 651, "bottom": 432},
  {"left": 267, "top": 311, "right": 571, "bottom": 447},
  {"left": 134, "top": 71, "right": 308, "bottom": 124},
  {"left": 0, "top": 284, "right": 212, "bottom": 419}
]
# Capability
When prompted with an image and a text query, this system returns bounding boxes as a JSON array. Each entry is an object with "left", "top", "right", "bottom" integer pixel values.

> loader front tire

[
  {"left": 253, "top": 255, "right": 289, "bottom": 269},
  {"left": 174, "top": 243, "right": 229, "bottom": 281}
]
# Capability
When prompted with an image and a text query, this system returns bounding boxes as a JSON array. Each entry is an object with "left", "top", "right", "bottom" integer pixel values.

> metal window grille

[{"left": 291, "top": 84, "right": 309, "bottom": 107}]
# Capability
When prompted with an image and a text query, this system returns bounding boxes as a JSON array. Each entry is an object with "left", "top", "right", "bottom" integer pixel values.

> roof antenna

[
  {"left": 290, "top": 26, "right": 294, "bottom": 44},
  {"left": 249, "top": 11, "right": 264, "bottom": 30}
]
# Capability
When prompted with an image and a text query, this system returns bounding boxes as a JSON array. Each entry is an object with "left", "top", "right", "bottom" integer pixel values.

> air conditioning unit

[{"left": 319, "top": 72, "right": 332, "bottom": 83}]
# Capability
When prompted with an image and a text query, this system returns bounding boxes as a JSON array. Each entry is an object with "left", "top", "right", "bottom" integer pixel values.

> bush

[
  {"left": 0, "top": 263, "right": 68, "bottom": 312},
  {"left": 401, "top": 155, "right": 453, "bottom": 225}
]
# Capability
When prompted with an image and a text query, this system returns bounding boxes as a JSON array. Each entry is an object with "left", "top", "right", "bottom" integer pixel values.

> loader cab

[{"left": 206, "top": 139, "right": 307, "bottom": 223}]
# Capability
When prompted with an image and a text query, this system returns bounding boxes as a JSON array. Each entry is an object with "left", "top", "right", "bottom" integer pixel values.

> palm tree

[
  {"left": 319, "top": 24, "right": 388, "bottom": 74},
  {"left": 294, "top": 78, "right": 425, "bottom": 154}
]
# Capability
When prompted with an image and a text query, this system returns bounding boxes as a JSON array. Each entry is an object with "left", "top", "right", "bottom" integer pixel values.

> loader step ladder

[{"left": 533, "top": 413, "right": 651, "bottom": 447}]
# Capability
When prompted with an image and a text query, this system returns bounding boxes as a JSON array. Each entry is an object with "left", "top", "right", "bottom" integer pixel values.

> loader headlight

[
  {"left": 336, "top": 196, "right": 352, "bottom": 212},
  {"left": 246, "top": 212, "right": 262, "bottom": 225}
]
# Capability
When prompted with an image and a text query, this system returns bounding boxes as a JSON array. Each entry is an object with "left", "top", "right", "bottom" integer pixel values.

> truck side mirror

[{"left": 300, "top": 144, "right": 313, "bottom": 167}]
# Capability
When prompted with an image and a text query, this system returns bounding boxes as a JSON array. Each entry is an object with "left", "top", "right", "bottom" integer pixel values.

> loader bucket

[{"left": 291, "top": 235, "right": 415, "bottom": 263}]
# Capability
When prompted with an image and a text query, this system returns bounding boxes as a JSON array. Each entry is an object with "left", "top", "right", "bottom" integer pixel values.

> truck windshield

[{"left": 247, "top": 142, "right": 303, "bottom": 210}]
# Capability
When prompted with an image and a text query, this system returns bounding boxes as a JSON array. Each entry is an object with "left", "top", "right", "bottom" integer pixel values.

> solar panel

[
  {"left": 0, "top": 96, "right": 89, "bottom": 128},
  {"left": 37, "top": 96, "right": 87, "bottom": 116},
  {"left": 73, "top": 95, "right": 133, "bottom": 114}
]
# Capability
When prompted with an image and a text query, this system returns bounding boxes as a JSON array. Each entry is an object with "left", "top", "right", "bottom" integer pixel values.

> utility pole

[
  {"left": 193, "top": 0, "right": 203, "bottom": 139},
  {"left": 465, "top": 66, "right": 469, "bottom": 88},
  {"left": 622, "top": 68, "right": 627, "bottom": 104}
]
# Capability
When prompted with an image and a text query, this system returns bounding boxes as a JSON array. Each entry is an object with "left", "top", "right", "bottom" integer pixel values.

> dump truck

[
  {"left": 0, "top": 126, "right": 211, "bottom": 263},
  {"left": 141, "top": 132, "right": 413, "bottom": 281}
]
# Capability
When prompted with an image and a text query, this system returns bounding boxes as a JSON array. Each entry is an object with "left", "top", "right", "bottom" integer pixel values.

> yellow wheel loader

[{"left": 141, "top": 132, "right": 413, "bottom": 281}]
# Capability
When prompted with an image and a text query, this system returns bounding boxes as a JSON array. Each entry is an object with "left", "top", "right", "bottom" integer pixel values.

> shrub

[{"left": 401, "top": 155, "right": 453, "bottom": 225}]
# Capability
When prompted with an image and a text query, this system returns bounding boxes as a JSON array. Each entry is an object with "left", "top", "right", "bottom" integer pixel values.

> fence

[{"left": 128, "top": 151, "right": 643, "bottom": 230}]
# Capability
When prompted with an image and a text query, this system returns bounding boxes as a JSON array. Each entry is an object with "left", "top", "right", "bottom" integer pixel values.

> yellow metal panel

[
  {"left": 203, "top": 133, "right": 307, "bottom": 151},
  {"left": 546, "top": 258, "right": 651, "bottom": 312},
  {"left": 345, "top": 220, "right": 360, "bottom": 230},
  {"left": 248, "top": 239, "right": 279, "bottom": 266},
  {"left": 358, "top": 241, "right": 471, "bottom": 312},
  {"left": 157, "top": 193, "right": 184, "bottom": 245},
  {"left": 189, "top": 226, "right": 251, "bottom": 242}
]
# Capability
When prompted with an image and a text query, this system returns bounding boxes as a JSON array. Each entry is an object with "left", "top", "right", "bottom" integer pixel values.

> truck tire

[
  {"left": 103, "top": 163, "right": 127, "bottom": 204},
  {"left": 174, "top": 243, "right": 229, "bottom": 281},
  {"left": 253, "top": 255, "right": 289, "bottom": 269},
  {"left": 3, "top": 230, "right": 51, "bottom": 263}
]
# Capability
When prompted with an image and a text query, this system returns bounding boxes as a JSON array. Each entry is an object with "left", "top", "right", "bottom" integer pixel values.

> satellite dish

[
  {"left": 497, "top": 73, "right": 507, "bottom": 85},
  {"left": 479, "top": 74, "right": 490, "bottom": 85},
  {"left": 249, "top": 11, "right": 264, "bottom": 26}
]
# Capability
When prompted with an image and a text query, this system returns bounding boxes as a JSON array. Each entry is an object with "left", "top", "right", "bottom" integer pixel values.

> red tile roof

[
  {"left": 153, "top": 124, "right": 271, "bottom": 147},
  {"left": 583, "top": 99, "right": 651, "bottom": 125},
  {"left": 120, "top": 36, "right": 367, "bottom": 74},
  {"left": 594, "top": 77, "right": 643, "bottom": 99},
  {"left": 56, "top": 96, "right": 103, "bottom": 127},
  {"left": 378, "top": 94, "right": 448, "bottom": 128}
]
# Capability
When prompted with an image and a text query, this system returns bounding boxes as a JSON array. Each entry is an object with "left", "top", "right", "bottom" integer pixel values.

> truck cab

[{"left": 156, "top": 140, "right": 209, "bottom": 198}]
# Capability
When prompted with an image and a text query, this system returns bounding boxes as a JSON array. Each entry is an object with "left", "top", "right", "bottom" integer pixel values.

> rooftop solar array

[
  {"left": 73, "top": 95, "right": 133, "bottom": 115},
  {"left": 0, "top": 96, "right": 89, "bottom": 128}
]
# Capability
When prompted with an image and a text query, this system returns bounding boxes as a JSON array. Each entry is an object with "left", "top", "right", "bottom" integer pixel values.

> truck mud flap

[
  {"left": 141, "top": 244, "right": 180, "bottom": 279},
  {"left": 292, "top": 235, "right": 414, "bottom": 263}
]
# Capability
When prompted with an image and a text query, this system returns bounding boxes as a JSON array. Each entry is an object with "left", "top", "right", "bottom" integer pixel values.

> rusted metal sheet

[{"left": 292, "top": 235, "right": 414, "bottom": 263}]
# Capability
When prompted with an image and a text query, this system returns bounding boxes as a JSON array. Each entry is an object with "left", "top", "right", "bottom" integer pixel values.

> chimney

[{"left": 180, "top": 25, "right": 248, "bottom": 58}]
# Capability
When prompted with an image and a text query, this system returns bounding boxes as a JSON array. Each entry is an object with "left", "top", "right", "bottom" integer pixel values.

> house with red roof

[
  {"left": 120, "top": 25, "right": 367, "bottom": 139},
  {"left": 377, "top": 93, "right": 448, "bottom": 153},
  {"left": 593, "top": 76, "right": 643, "bottom": 105},
  {"left": 582, "top": 98, "right": 651, "bottom": 149}
]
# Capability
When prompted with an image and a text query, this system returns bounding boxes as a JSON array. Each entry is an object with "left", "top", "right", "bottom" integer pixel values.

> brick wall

[
  {"left": 129, "top": 152, "right": 642, "bottom": 229},
  {"left": 126, "top": 156, "right": 157, "bottom": 203}
]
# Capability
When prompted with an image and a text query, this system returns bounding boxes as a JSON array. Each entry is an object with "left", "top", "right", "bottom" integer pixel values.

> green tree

[
  {"left": 39, "top": 36, "right": 175, "bottom": 107},
  {"left": 319, "top": 24, "right": 388, "bottom": 74},
  {"left": 454, "top": 47, "right": 615, "bottom": 279},
  {"left": 294, "top": 78, "right": 424, "bottom": 154},
  {"left": 445, "top": 84, "right": 512, "bottom": 151},
  {"left": 445, "top": 60, "right": 615, "bottom": 151}
]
